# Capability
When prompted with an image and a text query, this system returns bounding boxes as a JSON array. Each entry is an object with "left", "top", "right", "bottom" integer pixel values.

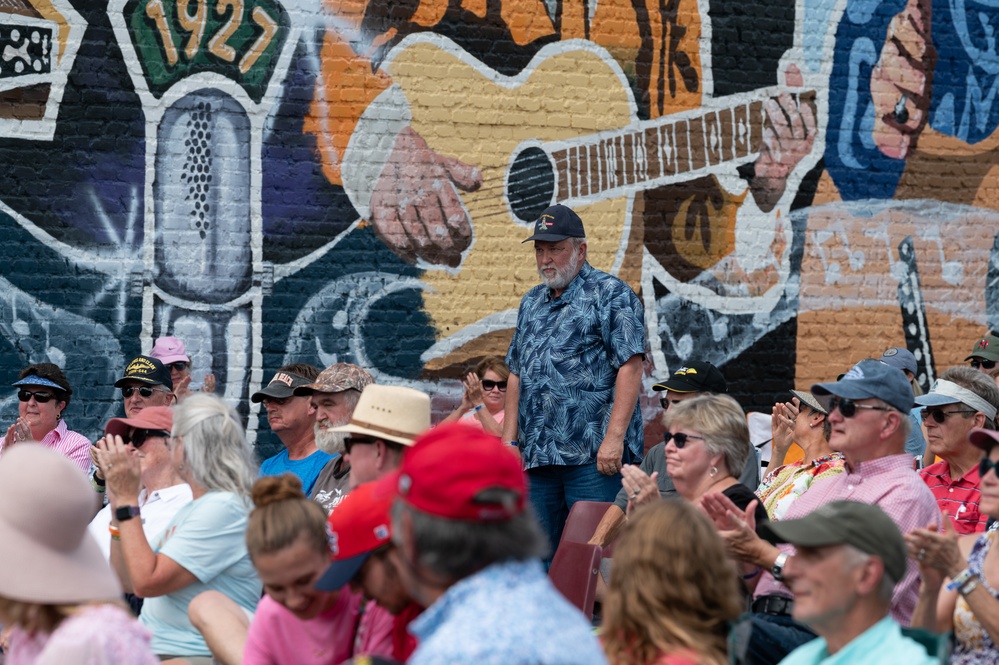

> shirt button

[
  {"left": 848, "top": 485, "right": 854, "bottom": 491},
  {"left": 949, "top": 488, "right": 954, "bottom": 493}
]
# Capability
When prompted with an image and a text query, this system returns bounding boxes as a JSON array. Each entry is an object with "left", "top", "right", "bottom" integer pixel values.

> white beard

[
  {"left": 315, "top": 422, "right": 348, "bottom": 455},
  {"left": 538, "top": 250, "right": 582, "bottom": 291}
]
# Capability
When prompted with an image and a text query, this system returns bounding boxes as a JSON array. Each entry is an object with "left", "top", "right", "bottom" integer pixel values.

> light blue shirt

[
  {"left": 408, "top": 559, "right": 608, "bottom": 665},
  {"left": 259, "top": 448, "right": 333, "bottom": 494},
  {"left": 141, "top": 491, "right": 261, "bottom": 656},
  {"left": 778, "top": 616, "right": 938, "bottom": 665}
]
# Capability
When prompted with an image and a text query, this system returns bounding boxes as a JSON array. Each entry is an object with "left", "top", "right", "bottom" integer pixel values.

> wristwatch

[
  {"left": 115, "top": 505, "right": 141, "bottom": 522},
  {"left": 771, "top": 552, "right": 790, "bottom": 581}
]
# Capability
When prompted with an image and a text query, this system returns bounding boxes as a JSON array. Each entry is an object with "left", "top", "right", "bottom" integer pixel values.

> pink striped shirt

[
  {"left": 754, "top": 454, "right": 940, "bottom": 625},
  {"left": 39, "top": 419, "right": 92, "bottom": 472}
]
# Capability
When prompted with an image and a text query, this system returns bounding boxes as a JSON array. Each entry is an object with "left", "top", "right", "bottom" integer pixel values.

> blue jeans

[
  {"left": 528, "top": 463, "right": 623, "bottom": 567},
  {"left": 730, "top": 613, "right": 817, "bottom": 665}
]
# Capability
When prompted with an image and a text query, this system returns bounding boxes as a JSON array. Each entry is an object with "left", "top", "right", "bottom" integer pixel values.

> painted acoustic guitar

[{"left": 377, "top": 34, "right": 805, "bottom": 369}]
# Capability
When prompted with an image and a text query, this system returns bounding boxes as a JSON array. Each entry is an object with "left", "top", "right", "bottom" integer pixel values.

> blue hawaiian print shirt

[
  {"left": 407, "top": 559, "right": 609, "bottom": 665},
  {"left": 506, "top": 261, "right": 646, "bottom": 470}
]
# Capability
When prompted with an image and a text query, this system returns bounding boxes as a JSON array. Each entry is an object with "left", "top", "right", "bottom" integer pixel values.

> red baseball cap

[
  {"left": 315, "top": 475, "right": 395, "bottom": 591},
  {"left": 390, "top": 422, "right": 526, "bottom": 522},
  {"left": 105, "top": 406, "right": 174, "bottom": 438}
]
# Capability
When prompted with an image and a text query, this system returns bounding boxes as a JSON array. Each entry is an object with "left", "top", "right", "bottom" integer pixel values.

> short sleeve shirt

[
  {"left": 506, "top": 262, "right": 645, "bottom": 469},
  {"left": 140, "top": 491, "right": 262, "bottom": 656}
]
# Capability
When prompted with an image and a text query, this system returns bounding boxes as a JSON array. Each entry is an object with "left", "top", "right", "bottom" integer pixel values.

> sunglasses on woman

[
  {"left": 124, "top": 429, "right": 171, "bottom": 448},
  {"left": 828, "top": 397, "right": 894, "bottom": 418},
  {"left": 17, "top": 389, "right": 55, "bottom": 403},
  {"left": 166, "top": 361, "right": 190, "bottom": 372},
  {"left": 121, "top": 386, "right": 168, "bottom": 399},
  {"left": 481, "top": 380, "right": 507, "bottom": 392},
  {"left": 971, "top": 359, "right": 997, "bottom": 370},
  {"left": 663, "top": 431, "right": 705, "bottom": 448}
]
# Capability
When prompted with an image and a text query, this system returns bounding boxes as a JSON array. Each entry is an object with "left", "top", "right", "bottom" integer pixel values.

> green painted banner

[{"left": 124, "top": 0, "right": 289, "bottom": 102}]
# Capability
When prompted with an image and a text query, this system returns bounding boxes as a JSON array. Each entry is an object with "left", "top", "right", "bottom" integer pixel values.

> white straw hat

[{"left": 330, "top": 384, "right": 431, "bottom": 446}]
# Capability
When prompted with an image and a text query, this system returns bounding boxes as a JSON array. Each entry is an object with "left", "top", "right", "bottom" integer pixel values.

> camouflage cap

[{"left": 294, "top": 363, "right": 374, "bottom": 396}]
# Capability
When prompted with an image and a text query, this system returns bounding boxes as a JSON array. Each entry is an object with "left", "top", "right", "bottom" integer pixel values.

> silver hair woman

[{"left": 99, "top": 394, "right": 261, "bottom": 663}]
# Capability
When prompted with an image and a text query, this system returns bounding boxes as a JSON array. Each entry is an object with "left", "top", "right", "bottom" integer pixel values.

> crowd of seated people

[{"left": 2, "top": 328, "right": 999, "bottom": 665}]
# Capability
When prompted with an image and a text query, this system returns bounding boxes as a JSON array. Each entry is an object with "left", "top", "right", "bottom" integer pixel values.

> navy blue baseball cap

[
  {"left": 522, "top": 204, "right": 586, "bottom": 242},
  {"left": 811, "top": 358, "right": 914, "bottom": 414}
]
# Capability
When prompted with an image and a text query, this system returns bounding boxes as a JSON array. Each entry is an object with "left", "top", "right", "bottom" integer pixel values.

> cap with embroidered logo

[
  {"left": 521, "top": 204, "right": 586, "bottom": 243},
  {"left": 315, "top": 476, "right": 396, "bottom": 591},
  {"left": 879, "top": 347, "right": 917, "bottom": 376},
  {"left": 250, "top": 370, "right": 317, "bottom": 403},
  {"left": 965, "top": 334, "right": 999, "bottom": 362},
  {"left": 114, "top": 356, "right": 173, "bottom": 391},
  {"left": 651, "top": 361, "right": 727, "bottom": 394}
]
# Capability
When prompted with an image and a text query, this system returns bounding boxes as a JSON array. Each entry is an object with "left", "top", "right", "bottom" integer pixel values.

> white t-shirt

[{"left": 87, "top": 484, "right": 194, "bottom": 560}]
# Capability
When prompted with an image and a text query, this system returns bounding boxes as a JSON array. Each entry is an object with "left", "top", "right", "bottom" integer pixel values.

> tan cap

[
  {"left": 330, "top": 384, "right": 431, "bottom": 446},
  {"left": 294, "top": 363, "right": 374, "bottom": 396}
]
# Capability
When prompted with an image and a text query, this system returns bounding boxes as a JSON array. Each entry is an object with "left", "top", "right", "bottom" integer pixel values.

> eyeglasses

[
  {"left": 166, "top": 361, "right": 190, "bottom": 372},
  {"left": 481, "top": 380, "right": 507, "bottom": 392},
  {"left": 121, "top": 385, "right": 170, "bottom": 399},
  {"left": 971, "top": 359, "right": 997, "bottom": 370},
  {"left": 17, "top": 389, "right": 55, "bottom": 403},
  {"left": 344, "top": 436, "right": 379, "bottom": 453},
  {"left": 124, "top": 429, "right": 170, "bottom": 448},
  {"left": 979, "top": 456, "right": 999, "bottom": 479},
  {"left": 663, "top": 431, "right": 705, "bottom": 448},
  {"left": 828, "top": 397, "right": 895, "bottom": 418},
  {"left": 921, "top": 408, "right": 977, "bottom": 424}
]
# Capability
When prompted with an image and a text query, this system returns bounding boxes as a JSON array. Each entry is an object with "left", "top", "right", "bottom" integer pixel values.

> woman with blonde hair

[
  {"left": 0, "top": 445, "right": 156, "bottom": 664},
  {"left": 98, "top": 393, "right": 260, "bottom": 662},
  {"left": 602, "top": 500, "right": 743, "bottom": 665},
  {"left": 440, "top": 355, "right": 510, "bottom": 435}
]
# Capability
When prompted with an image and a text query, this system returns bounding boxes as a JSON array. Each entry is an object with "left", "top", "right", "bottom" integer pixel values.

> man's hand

[
  {"left": 871, "top": 0, "right": 935, "bottom": 159},
  {"left": 596, "top": 435, "right": 624, "bottom": 475},
  {"left": 370, "top": 126, "right": 482, "bottom": 268},
  {"left": 750, "top": 66, "right": 817, "bottom": 212}
]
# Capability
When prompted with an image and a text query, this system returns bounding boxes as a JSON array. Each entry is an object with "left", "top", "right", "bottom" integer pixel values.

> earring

[
  {"left": 808, "top": 422, "right": 814, "bottom": 428},
  {"left": 56, "top": 412, "right": 62, "bottom": 420},
  {"left": 709, "top": 465, "right": 718, "bottom": 478}
]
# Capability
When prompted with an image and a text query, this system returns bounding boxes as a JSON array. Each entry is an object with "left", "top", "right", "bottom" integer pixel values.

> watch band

[
  {"left": 115, "top": 505, "right": 141, "bottom": 522},
  {"left": 771, "top": 552, "right": 790, "bottom": 581}
]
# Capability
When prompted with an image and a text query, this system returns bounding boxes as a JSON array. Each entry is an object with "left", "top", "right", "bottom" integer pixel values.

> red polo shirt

[{"left": 919, "top": 460, "right": 987, "bottom": 534}]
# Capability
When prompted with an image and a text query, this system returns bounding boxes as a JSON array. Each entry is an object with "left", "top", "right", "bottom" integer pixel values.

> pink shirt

[
  {"left": 354, "top": 599, "right": 395, "bottom": 660},
  {"left": 754, "top": 454, "right": 939, "bottom": 625},
  {"left": 8, "top": 604, "right": 157, "bottom": 665},
  {"left": 243, "top": 590, "right": 361, "bottom": 665},
  {"left": 461, "top": 407, "right": 506, "bottom": 431},
  {"left": 39, "top": 420, "right": 91, "bottom": 472}
]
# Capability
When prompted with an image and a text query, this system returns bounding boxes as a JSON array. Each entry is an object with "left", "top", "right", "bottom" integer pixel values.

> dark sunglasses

[
  {"left": 481, "top": 380, "right": 507, "bottom": 392},
  {"left": 17, "top": 389, "right": 55, "bottom": 403},
  {"left": 971, "top": 359, "right": 997, "bottom": 370},
  {"left": 121, "top": 386, "right": 167, "bottom": 399},
  {"left": 124, "top": 429, "right": 170, "bottom": 448},
  {"left": 921, "top": 408, "right": 977, "bottom": 424},
  {"left": 828, "top": 397, "right": 894, "bottom": 418},
  {"left": 663, "top": 431, "right": 705, "bottom": 448},
  {"left": 979, "top": 456, "right": 999, "bottom": 479},
  {"left": 167, "top": 361, "right": 190, "bottom": 372},
  {"left": 344, "top": 435, "right": 379, "bottom": 453}
]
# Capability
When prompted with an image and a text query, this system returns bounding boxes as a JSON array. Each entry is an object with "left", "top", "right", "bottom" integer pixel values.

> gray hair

[
  {"left": 172, "top": 394, "right": 257, "bottom": 498},
  {"left": 841, "top": 545, "right": 895, "bottom": 603},
  {"left": 391, "top": 494, "right": 547, "bottom": 583},
  {"left": 940, "top": 366, "right": 999, "bottom": 430},
  {"left": 569, "top": 236, "right": 587, "bottom": 259},
  {"left": 663, "top": 393, "right": 749, "bottom": 477}
]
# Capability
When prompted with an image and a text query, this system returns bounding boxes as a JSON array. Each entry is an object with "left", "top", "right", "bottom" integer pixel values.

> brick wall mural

[{"left": 0, "top": 0, "right": 994, "bottom": 455}]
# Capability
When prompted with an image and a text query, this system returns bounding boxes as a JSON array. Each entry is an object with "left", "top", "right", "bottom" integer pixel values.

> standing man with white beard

[
  {"left": 502, "top": 204, "right": 646, "bottom": 559},
  {"left": 294, "top": 363, "right": 374, "bottom": 513}
]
